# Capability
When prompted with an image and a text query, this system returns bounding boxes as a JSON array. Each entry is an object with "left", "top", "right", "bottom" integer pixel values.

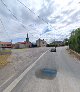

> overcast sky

[{"left": 0, "top": 0, "right": 80, "bottom": 43}]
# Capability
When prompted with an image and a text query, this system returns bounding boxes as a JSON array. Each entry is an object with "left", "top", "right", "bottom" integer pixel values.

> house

[
  {"left": 14, "top": 33, "right": 32, "bottom": 49},
  {"left": 0, "top": 41, "right": 12, "bottom": 50},
  {"left": 36, "top": 39, "right": 47, "bottom": 47},
  {"left": 52, "top": 41, "right": 64, "bottom": 46},
  {"left": 14, "top": 41, "right": 32, "bottom": 49}
]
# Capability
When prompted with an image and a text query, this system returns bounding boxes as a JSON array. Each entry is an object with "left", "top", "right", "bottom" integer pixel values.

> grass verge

[{"left": 0, "top": 50, "right": 11, "bottom": 68}]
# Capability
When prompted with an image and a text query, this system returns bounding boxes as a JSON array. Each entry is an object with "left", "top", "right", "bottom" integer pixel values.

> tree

[
  {"left": 69, "top": 28, "right": 80, "bottom": 53},
  {"left": 64, "top": 38, "right": 69, "bottom": 46}
]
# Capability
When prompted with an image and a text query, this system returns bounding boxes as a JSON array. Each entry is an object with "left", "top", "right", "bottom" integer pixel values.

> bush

[{"left": 69, "top": 28, "right": 80, "bottom": 53}]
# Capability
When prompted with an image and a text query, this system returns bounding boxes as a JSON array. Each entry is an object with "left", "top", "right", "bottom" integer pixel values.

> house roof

[
  {"left": 0, "top": 42, "right": 12, "bottom": 45},
  {"left": 18, "top": 42, "right": 26, "bottom": 44},
  {"left": 18, "top": 42, "right": 28, "bottom": 44},
  {"left": 17, "top": 41, "right": 31, "bottom": 44}
]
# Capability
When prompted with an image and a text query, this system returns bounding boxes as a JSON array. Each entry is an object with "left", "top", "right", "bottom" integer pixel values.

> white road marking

[{"left": 3, "top": 50, "right": 48, "bottom": 92}]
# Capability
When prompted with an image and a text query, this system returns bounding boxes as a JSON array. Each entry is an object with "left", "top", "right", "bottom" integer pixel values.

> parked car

[{"left": 50, "top": 47, "right": 56, "bottom": 52}]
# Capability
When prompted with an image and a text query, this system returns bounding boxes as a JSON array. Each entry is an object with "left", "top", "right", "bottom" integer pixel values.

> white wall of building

[{"left": 36, "top": 39, "right": 47, "bottom": 47}]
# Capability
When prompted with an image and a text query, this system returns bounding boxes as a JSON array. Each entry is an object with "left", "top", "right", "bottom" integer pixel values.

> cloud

[
  {"left": 21, "top": 8, "right": 35, "bottom": 23},
  {"left": 39, "top": 1, "right": 54, "bottom": 18},
  {"left": 44, "top": 28, "right": 52, "bottom": 33},
  {"left": 0, "top": 0, "right": 80, "bottom": 43},
  {"left": 37, "top": 0, "right": 55, "bottom": 23}
]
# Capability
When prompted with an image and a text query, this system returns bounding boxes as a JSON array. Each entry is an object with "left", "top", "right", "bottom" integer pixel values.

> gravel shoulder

[
  {"left": 67, "top": 48, "right": 80, "bottom": 61},
  {"left": 0, "top": 47, "right": 50, "bottom": 85}
]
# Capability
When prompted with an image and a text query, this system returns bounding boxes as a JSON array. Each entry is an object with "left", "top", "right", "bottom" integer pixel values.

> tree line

[{"left": 69, "top": 28, "right": 80, "bottom": 53}]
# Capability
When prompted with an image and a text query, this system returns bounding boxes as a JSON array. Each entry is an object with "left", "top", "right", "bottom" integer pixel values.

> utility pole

[{"left": 11, "top": 40, "right": 12, "bottom": 49}]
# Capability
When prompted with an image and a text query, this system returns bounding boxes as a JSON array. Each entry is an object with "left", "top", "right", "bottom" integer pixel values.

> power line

[
  {"left": 1, "top": 0, "right": 58, "bottom": 41},
  {"left": 0, "top": 18, "right": 11, "bottom": 41},
  {"left": 1, "top": 0, "right": 17, "bottom": 20},
  {"left": 17, "top": 0, "right": 35, "bottom": 15},
  {"left": 17, "top": 0, "right": 58, "bottom": 39},
  {"left": 17, "top": 0, "right": 55, "bottom": 39},
  {"left": 17, "top": 0, "right": 49, "bottom": 25},
  {"left": 1, "top": 0, "right": 41, "bottom": 35},
  {"left": 17, "top": 0, "right": 58, "bottom": 31},
  {"left": 1, "top": 0, "right": 55, "bottom": 32},
  {"left": 0, "top": 0, "right": 29, "bottom": 31}
]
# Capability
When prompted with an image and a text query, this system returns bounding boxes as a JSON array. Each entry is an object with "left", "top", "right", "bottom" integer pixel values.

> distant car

[{"left": 50, "top": 47, "right": 56, "bottom": 52}]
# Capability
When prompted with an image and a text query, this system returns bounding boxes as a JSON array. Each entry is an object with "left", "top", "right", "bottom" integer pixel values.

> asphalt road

[
  {"left": 2, "top": 47, "right": 80, "bottom": 92},
  {"left": 0, "top": 47, "right": 49, "bottom": 85}
]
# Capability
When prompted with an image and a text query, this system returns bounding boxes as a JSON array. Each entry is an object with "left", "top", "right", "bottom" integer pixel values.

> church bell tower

[{"left": 26, "top": 33, "right": 29, "bottom": 42}]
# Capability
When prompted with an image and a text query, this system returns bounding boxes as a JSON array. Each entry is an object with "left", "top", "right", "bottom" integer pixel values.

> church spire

[
  {"left": 26, "top": 33, "right": 29, "bottom": 42},
  {"left": 27, "top": 33, "right": 28, "bottom": 38}
]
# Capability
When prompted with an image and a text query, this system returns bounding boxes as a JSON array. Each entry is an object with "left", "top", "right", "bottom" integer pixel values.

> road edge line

[{"left": 3, "top": 50, "right": 48, "bottom": 92}]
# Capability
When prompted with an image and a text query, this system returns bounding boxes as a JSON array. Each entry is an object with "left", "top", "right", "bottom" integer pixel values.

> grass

[
  {"left": 0, "top": 55, "right": 10, "bottom": 68},
  {"left": 0, "top": 50, "right": 11, "bottom": 68},
  {"left": 0, "top": 49, "right": 11, "bottom": 55}
]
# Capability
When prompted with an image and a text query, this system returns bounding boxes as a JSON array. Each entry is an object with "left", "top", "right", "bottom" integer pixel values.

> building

[
  {"left": 14, "top": 41, "right": 32, "bottom": 49},
  {"left": 14, "top": 33, "right": 32, "bottom": 49},
  {"left": 0, "top": 41, "right": 12, "bottom": 50},
  {"left": 26, "top": 33, "right": 29, "bottom": 42},
  {"left": 36, "top": 39, "right": 47, "bottom": 47},
  {"left": 52, "top": 41, "right": 64, "bottom": 46}
]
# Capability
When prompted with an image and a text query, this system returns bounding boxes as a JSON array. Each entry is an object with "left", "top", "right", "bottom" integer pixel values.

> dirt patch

[
  {"left": 67, "top": 49, "right": 80, "bottom": 60},
  {"left": 0, "top": 50, "right": 12, "bottom": 68},
  {"left": 0, "top": 55, "right": 11, "bottom": 68},
  {"left": 0, "top": 50, "right": 11, "bottom": 55}
]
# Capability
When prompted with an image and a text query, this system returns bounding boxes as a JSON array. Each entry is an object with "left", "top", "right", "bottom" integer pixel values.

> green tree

[
  {"left": 64, "top": 38, "right": 69, "bottom": 46},
  {"left": 69, "top": 28, "right": 80, "bottom": 53}
]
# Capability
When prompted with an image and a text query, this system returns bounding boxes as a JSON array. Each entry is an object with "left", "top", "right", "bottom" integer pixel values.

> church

[{"left": 14, "top": 33, "right": 32, "bottom": 49}]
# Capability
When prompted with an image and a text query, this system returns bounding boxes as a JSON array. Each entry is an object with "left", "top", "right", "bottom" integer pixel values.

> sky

[{"left": 0, "top": 0, "right": 80, "bottom": 43}]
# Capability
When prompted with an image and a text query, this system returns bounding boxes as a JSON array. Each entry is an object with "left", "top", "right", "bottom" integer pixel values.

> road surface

[
  {"left": 0, "top": 47, "right": 49, "bottom": 85},
  {"left": 1, "top": 47, "right": 80, "bottom": 92}
]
